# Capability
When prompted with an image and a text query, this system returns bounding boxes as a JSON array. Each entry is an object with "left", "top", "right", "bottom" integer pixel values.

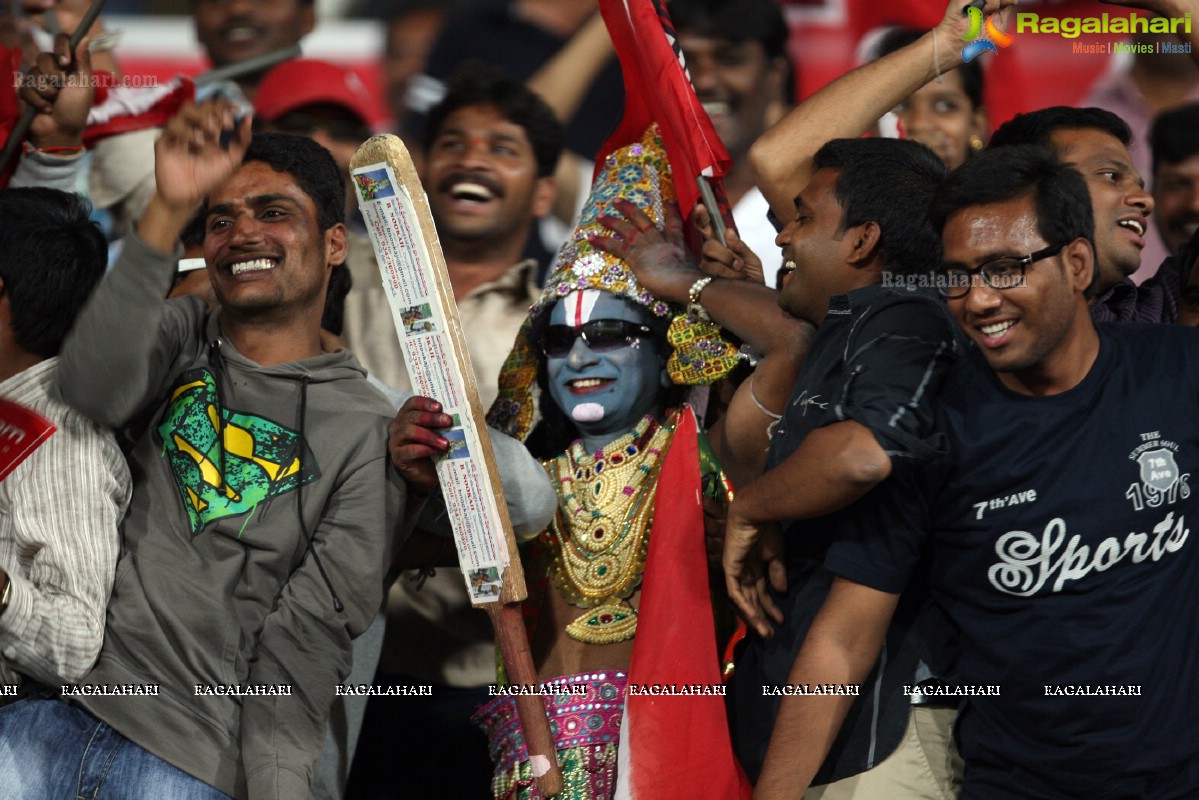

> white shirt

[
  {"left": 0, "top": 358, "right": 130, "bottom": 688},
  {"left": 733, "top": 186, "right": 783, "bottom": 288}
]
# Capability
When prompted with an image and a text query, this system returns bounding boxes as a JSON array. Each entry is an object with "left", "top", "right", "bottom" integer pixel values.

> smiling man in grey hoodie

[{"left": 0, "top": 101, "right": 402, "bottom": 799}]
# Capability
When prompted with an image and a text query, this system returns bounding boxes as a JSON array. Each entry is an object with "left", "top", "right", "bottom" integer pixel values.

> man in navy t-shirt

[{"left": 756, "top": 144, "right": 1199, "bottom": 799}]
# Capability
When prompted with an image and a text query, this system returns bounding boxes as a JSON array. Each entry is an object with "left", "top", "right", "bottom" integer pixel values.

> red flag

[
  {"left": 83, "top": 75, "right": 194, "bottom": 148},
  {"left": 598, "top": 0, "right": 735, "bottom": 247},
  {"left": 620, "top": 407, "right": 752, "bottom": 799},
  {"left": 0, "top": 398, "right": 57, "bottom": 481},
  {"left": 0, "top": 45, "right": 23, "bottom": 189}
]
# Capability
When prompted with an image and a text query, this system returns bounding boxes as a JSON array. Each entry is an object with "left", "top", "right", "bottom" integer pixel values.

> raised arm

[
  {"left": 753, "top": 577, "right": 900, "bottom": 799},
  {"left": 527, "top": 11, "right": 615, "bottom": 229},
  {"left": 55, "top": 101, "right": 251, "bottom": 427},
  {"left": 11, "top": 33, "right": 92, "bottom": 191},
  {"left": 750, "top": 0, "right": 1016, "bottom": 222},
  {"left": 19, "top": 0, "right": 123, "bottom": 79},
  {"left": 527, "top": 12, "right": 613, "bottom": 132}
]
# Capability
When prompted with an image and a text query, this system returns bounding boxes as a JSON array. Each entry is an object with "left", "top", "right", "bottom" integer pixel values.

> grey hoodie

[{"left": 57, "top": 231, "right": 403, "bottom": 799}]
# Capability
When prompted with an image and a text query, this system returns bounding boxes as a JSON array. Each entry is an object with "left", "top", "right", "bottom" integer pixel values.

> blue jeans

[{"left": 0, "top": 698, "right": 231, "bottom": 799}]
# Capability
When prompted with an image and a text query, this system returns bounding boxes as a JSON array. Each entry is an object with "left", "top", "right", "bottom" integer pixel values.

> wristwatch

[{"left": 687, "top": 276, "right": 714, "bottom": 323}]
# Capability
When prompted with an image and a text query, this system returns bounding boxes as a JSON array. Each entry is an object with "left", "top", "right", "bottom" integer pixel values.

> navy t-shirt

[
  {"left": 827, "top": 323, "right": 1199, "bottom": 798},
  {"left": 728, "top": 284, "right": 960, "bottom": 784}
]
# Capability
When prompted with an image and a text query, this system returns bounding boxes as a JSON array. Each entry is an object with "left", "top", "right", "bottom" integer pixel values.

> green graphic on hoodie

[{"left": 157, "top": 369, "right": 320, "bottom": 534}]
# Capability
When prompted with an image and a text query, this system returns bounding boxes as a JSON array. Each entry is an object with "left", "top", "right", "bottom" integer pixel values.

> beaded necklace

[{"left": 547, "top": 415, "right": 669, "bottom": 644}]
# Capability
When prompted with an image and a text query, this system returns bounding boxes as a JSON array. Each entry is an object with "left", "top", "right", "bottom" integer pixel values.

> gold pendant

[{"left": 564, "top": 603, "right": 638, "bottom": 644}]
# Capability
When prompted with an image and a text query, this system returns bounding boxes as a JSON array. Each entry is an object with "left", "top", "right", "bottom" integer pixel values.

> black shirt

[{"left": 727, "top": 284, "right": 960, "bottom": 784}]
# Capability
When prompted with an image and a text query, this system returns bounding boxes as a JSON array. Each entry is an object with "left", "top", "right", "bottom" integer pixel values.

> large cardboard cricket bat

[{"left": 350, "top": 135, "right": 564, "bottom": 796}]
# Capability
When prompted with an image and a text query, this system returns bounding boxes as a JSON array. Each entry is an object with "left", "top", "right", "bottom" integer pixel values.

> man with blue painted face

[
  {"left": 478, "top": 125, "right": 775, "bottom": 799},
  {"left": 543, "top": 292, "right": 668, "bottom": 452}
]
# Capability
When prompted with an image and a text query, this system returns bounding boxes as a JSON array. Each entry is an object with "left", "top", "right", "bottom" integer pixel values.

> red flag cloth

[
  {"left": 82, "top": 75, "right": 194, "bottom": 148},
  {"left": 0, "top": 45, "right": 22, "bottom": 189},
  {"left": 623, "top": 406, "right": 752, "bottom": 799},
  {"left": 598, "top": 0, "right": 734, "bottom": 246},
  {"left": 0, "top": 398, "right": 57, "bottom": 482}
]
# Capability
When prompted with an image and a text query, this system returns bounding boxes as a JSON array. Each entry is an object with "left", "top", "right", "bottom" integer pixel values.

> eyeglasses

[
  {"left": 540, "top": 320, "right": 654, "bottom": 358},
  {"left": 939, "top": 242, "right": 1066, "bottom": 299}
]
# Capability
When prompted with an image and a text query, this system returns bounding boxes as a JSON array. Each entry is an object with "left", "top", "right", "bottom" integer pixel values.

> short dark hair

[
  {"left": 989, "top": 106, "right": 1132, "bottom": 151},
  {"left": 931, "top": 145, "right": 1096, "bottom": 291},
  {"left": 240, "top": 133, "right": 346, "bottom": 232},
  {"left": 875, "top": 27, "right": 983, "bottom": 109},
  {"left": 321, "top": 263, "right": 352, "bottom": 336},
  {"left": 1150, "top": 103, "right": 1199, "bottom": 177},
  {"left": 180, "top": 207, "right": 207, "bottom": 250},
  {"left": 812, "top": 138, "right": 948, "bottom": 276},
  {"left": 669, "top": 0, "right": 796, "bottom": 103},
  {"left": 0, "top": 188, "right": 107, "bottom": 358},
  {"left": 424, "top": 62, "right": 565, "bottom": 178}
]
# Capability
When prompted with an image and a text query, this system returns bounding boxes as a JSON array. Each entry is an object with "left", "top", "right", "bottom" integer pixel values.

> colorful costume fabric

[
  {"left": 483, "top": 119, "right": 750, "bottom": 800},
  {"left": 476, "top": 408, "right": 749, "bottom": 799},
  {"left": 475, "top": 671, "right": 627, "bottom": 800}
]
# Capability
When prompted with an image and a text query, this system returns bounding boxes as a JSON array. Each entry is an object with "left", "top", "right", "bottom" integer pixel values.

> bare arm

[
  {"left": 1100, "top": 0, "right": 1199, "bottom": 65},
  {"left": 11, "top": 33, "right": 91, "bottom": 190},
  {"left": 527, "top": 12, "right": 613, "bottom": 128},
  {"left": 528, "top": 11, "right": 615, "bottom": 228},
  {"left": 22, "top": 0, "right": 123, "bottom": 77},
  {"left": 725, "top": 421, "right": 890, "bottom": 636},
  {"left": 750, "top": 0, "right": 1016, "bottom": 223},
  {"left": 754, "top": 577, "right": 900, "bottom": 799}
]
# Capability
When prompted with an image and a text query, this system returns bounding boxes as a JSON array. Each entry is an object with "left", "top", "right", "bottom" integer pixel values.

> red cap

[{"left": 254, "top": 59, "right": 375, "bottom": 127}]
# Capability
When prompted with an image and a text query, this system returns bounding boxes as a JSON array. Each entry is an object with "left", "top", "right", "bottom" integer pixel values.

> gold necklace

[{"left": 546, "top": 416, "right": 670, "bottom": 644}]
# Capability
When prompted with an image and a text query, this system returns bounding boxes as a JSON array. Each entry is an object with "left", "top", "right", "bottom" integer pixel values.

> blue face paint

[{"left": 546, "top": 294, "right": 668, "bottom": 451}]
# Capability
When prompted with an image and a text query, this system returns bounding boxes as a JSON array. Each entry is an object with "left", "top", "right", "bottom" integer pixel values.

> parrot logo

[
  {"left": 157, "top": 369, "right": 319, "bottom": 535},
  {"left": 961, "top": 6, "right": 1015, "bottom": 63}
]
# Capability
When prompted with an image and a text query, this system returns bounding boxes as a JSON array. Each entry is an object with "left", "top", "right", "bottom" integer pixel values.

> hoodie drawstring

[
  {"left": 295, "top": 375, "right": 345, "bottom": 613},
  {"left": 209, "top": 339, "right": 230, "bottom": 498}
]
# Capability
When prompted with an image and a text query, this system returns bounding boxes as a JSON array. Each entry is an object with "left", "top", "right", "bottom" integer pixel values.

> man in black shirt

[
  {"left": 759, "top": 145, "right": 1199, "bottom": 798},
  {"left": 723, "top": 137, "right": 962, "bottom": 795}
]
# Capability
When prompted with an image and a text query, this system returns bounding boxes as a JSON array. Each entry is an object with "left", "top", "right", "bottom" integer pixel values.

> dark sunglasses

[{"left": 540, "top": 319, "right": 654, "bottom": 358}]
